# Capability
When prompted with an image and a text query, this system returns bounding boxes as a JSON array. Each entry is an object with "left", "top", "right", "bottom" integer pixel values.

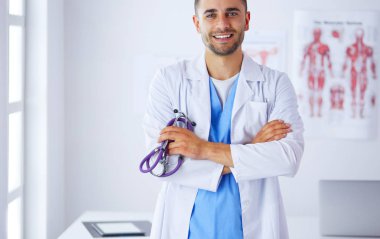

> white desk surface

[{"left": 59, "top": 211, "right": 380, "bottom": 239}]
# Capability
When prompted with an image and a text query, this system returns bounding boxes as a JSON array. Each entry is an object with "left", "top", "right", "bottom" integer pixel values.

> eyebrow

[
  {"left": 203, "top": 9, "right": 217, "bottom": 15},
  {"left": 226, "top": 8, "right": 241, "bottom": 12},
  {"left": 203, "top": 8, "right": 241, "bottom": 15}
]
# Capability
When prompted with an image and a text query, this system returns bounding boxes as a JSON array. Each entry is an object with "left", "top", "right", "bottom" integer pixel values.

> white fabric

[
  {"left": 142, "top": 53, "right": 305, "bottom": 239},
  {"left": 211, "top": 73, "right": 239, "bottom": 108}
]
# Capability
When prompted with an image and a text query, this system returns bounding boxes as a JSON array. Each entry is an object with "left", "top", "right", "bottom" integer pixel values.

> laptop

[{"left": 319, "top": 180, "right": 380, "bottom": 237}]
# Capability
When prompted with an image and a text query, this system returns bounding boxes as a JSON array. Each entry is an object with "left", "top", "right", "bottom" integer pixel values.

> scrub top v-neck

[{"left": 188, "top": 74, "right": 243, "bottom": 239}]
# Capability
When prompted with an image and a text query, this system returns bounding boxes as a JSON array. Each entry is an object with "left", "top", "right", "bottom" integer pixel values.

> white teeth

[{"left": 214, "top": 34, "right": 232, "bottom": 39}]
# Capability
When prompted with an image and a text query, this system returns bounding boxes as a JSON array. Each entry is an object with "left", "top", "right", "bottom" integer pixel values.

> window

[{"left": 3, "top": 0, "right": 26, "bottom": 238}]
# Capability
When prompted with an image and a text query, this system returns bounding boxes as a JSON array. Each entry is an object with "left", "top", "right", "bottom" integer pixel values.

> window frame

[
  {"left": 0, "top": 0, "right": 9, "bottom": 238},
  {"left": 1, "top": 0, "right": 26, "bottom": 238}
]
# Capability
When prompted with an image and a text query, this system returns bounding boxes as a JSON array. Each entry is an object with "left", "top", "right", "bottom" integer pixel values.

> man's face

[{"left": 193, "top": 0, "right": 250, "bottom": 56}]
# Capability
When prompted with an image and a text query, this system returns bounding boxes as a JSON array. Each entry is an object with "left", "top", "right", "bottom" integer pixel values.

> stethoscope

[{"left": 139, "top": 109, "right": 196, "bottom": 177}]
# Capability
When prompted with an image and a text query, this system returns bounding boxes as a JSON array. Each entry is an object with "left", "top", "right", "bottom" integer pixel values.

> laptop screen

[{"left": 319, "top": 180, "right": 380, "bottom": 237}]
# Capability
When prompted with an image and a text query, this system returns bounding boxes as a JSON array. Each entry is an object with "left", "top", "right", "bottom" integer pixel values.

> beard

[{"left": 201, "top": 27, "right": 245, "bottom": 56}]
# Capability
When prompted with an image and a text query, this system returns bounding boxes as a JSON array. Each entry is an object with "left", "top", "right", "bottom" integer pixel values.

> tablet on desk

[
  {"left": 83, "top": 220, "right": 151, "bottom": 237},
  {"left": 92, "top": 222, "right": 145, "bottom": 237}
]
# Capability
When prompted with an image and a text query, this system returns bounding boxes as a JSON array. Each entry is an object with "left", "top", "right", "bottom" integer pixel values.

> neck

[{"left": 205, "top": 48, "right": 244, "bottom": 80}]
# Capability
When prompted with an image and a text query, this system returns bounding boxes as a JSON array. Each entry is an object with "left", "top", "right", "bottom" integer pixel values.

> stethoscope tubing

[{"left": 139, "top": 110, "right": 195, "bottom": 177}]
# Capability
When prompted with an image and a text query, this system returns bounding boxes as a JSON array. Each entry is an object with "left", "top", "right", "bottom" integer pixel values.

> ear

[
  {"left": 193, "top": 15, "right": 201, "bottom": 33},
  {"left": 245, "top": 11, "right": 251, "bottom": 31}
]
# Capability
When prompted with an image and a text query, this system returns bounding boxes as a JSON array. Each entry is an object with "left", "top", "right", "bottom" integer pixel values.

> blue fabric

[{"left": 188, "top": 75, "right": 243, "bottom": 239}]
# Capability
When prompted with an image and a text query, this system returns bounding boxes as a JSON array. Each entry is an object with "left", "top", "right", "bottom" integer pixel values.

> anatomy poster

[
  {"left": 243, "top": 30, "right": 287, "bottom": 72},
  {"left": 293, "top": 11, "right": 379, "bottom": 139}
]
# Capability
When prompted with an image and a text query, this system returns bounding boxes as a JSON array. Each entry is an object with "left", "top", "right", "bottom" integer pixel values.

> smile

[{"left": 213, "top": 34, "right": 233, "bottom": 39}]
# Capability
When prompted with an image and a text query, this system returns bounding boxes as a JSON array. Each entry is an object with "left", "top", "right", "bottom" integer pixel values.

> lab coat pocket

[{"left": 244, "top": 101, "right": 268, "bottom": 137}]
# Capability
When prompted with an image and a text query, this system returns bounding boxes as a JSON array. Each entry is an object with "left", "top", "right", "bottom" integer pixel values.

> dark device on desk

[
  {"left": 319, "top": 180, "right": 380, "bottom": 237},
  {"left": 83, "top": 221, "right": 151, "bottom": 237}
]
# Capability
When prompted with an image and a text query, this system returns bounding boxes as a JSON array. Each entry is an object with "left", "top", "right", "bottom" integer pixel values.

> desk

[
  {"left": 59, "top": 212, "right": 380, "bottom": 239},
  {"left": 58, "top": 211, "right": 152, "bottom": 239}
]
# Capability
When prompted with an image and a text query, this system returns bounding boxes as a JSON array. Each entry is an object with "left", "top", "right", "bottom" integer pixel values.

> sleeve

[
  {"left": 142, "top": 68, "right": 223, "bottom": 192},
  {"left": 229, "top": 73, "right": 305, "bottom": 182}
]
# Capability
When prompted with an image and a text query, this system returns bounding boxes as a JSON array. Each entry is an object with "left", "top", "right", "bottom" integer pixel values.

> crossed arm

[{"left": 158, "top": 120, "right": 292, "bottom": 174}]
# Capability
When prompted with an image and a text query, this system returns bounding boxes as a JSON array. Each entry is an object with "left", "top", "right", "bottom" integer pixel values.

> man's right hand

[{"left": 222, "top": 120, "right": 292, "bottom": 175}]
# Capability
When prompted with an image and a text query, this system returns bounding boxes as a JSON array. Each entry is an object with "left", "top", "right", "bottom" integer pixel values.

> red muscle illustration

[
  {"left": 330, "top": 85, "right": 345, "bottom": 110},
  {"left": 300, "top": 28, "right": 333, "bottom": 117},
  {"left": 342, "top": 28, "right": 377, "bottom": 118}
]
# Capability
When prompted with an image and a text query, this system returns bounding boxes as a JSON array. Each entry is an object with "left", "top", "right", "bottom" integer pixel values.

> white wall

[
  {"left": 46, "top": 0, "right": 65, "bottom": 237},
  {"left": 24, "top": 0, "right": 64, "bottom": 238},
  {"left": 63, "top": 0, "right": 380, "bottom": 230}
]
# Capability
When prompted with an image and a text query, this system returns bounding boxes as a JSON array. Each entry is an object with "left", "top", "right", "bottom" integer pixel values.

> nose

[{"left": 216, "top": 14, "right": 231, "bottom": 31}]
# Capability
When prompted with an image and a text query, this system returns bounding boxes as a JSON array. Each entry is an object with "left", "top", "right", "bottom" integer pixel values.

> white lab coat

[{"left": 142, "top": 53, "right": 304, "bottom": 239}]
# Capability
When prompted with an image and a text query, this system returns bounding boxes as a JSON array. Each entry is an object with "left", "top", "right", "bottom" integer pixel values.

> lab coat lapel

[
  {"left": 231, "top": 54, "right": 264, "bottom": 120},
  {"left": 185, "top": 54, "right": 211, "bottom": 141}
]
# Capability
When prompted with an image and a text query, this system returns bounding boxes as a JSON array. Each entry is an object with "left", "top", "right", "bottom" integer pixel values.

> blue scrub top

[{"left": 188, "top": 75, "right": 243, "bottom": 239}]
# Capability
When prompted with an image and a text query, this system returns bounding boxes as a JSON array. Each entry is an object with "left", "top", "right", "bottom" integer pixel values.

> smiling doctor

[{"left": 142, "top": 0, "right": 304, "bottom": 238}]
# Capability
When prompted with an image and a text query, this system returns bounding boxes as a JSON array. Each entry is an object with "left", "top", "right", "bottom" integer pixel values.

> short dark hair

[{"left": 194, "top": 0, "right": 247, "bottom": 14}]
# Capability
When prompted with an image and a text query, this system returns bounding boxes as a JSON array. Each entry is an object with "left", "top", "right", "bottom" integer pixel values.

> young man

[{"left": 142, "top": 0, "right": 304, "bottom": 238}]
